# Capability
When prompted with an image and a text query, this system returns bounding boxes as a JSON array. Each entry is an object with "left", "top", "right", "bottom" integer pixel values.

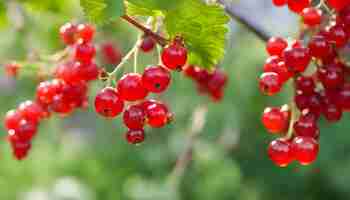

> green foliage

[
  {"left": 79, "top": 0, "right": 125, "bottom": 24},
  {"left": 0, "top": 1, "right": 8, "bottom": 28}
]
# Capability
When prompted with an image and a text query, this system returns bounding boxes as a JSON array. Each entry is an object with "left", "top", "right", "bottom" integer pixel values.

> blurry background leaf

[{"left": 79, "top": 0, "right": 125, "bottom": 24}]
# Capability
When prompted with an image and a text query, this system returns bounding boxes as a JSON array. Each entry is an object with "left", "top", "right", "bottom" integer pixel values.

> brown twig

[
  {"left": 217, "top": 0, "right": 271, "bottom": 42},
  {"left": 121, "top": 15, "right": 168, "bottom": 47}
]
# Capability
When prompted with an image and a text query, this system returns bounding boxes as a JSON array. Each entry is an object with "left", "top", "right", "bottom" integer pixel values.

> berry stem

[
  {"left": 284, "top": 102, "right": 298, "bottom": 140},
  {"left": 167, "top": 105, "right": 208, "bottom": 187},
  {"left": 121, "top": 15, "right": 168, "bottom": 47},
  {"left": 217, "top": 0, "right": 271, "bottom": 42}
]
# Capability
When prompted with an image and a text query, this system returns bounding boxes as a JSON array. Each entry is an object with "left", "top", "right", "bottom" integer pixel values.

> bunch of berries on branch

[{"left": 261, "top": 0, "right": 350, "bottom": 167}]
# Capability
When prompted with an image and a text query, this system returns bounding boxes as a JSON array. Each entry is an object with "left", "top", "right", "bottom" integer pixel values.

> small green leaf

[
  {"left": 80, "top": 0, "right": 125, "bottom": 24},
  {"left": 126, "top": 0, "right": 182, "bottom": 16},
  {"left": 164, "top": 0, "right": 229, "bottom": 69}
]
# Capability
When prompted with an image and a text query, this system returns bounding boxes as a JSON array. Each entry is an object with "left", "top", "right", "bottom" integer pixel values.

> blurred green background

[{"left": 1, "top": 0, "right": 350, "bottom": 200}]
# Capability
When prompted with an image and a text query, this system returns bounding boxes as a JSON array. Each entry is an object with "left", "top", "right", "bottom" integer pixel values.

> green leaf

[
  {"left": 126, "top": 0, "right": 182, "bottom": 16},
  {"left": 0, "top": 1, "right": 8, "bottom": 28},
  {"left": 80, "top": 0, "right": 125, "bottom": 24},
  {"left": 164, "top": 0, "right": 229, "bottom": 69}
]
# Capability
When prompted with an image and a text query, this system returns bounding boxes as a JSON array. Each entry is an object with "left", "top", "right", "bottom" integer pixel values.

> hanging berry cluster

[
  {"left": 261, "top": 0, "right": 350, "bottom": 167},
  {"left": 3, "top": 16, "right": 228, "bottom": 160}
]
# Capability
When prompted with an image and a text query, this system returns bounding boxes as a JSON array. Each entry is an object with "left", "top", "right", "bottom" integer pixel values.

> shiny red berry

[
  {"left": 263, "top": 56, "right": 292, "bottom": 83},
  {"left": 317, "top": 66, "right": 345, "bottom": 89},
  {"left": 301, "top": 7, "right": 322, "bottom": 26},
  {"left": 272, "top": 0, "right": 287, "bottom": 6},
  {"left": 101, "top": 42, "right": 122, "bottom": 65},
  {"left": 125, "top": 129, "right": 145, "bottom": 145},
  {"left": 140, "top": 35, "right": 156, "bottom": 52},
  {"left": 291, "top": 136, "right": 319, "bottom": 165},
  {"left": 308, "top": 35, "right": 332, "bottom": 59},
  {"left": 18, "top": 100, "right": 45, "bottom": 124},
  {"left": 338, "top": 83, "right": 350, "bottom": 111},
  {"left": 268, "top": 139, "right": 294, "bottom": 167},
  {"left": 259, "top": 72, "right": 282, "bottom": 96},
  {"left": 11, "top": 140, "right": 32, "bottom": 160},
  {"left": 326, "top": 0, "right": 350, "bottom": 11},
  {"left": 142, "top": 66, "right": 171, "bottom": 93},
  {"left": 74, "top": 42, "right": 96, "bottom": 63},
  {"left": 36, "top": 79, "right": 64, "bottom": 105},
  {"left": 76, "top": 24, "right": 95, "bottom": 43},
  {"left": 293, "top": 115, "right": 319, "bottom": 140},
  {"left": 59, "top": 22, "right": 77, "bottom": 45},
  {"left": 117, "top": 73, "right": 149, "bottom": 101},
  {"left": 287, "top": 0, "right": 310, "bottom": 13},
  {"left": 261, "top": 107, "right": 289, "bottom": 134},
  {"left": 10, "top": 119, "right": 38, "bottom": 141},
  {"left": 123, "top": 105, "right": 146, "bottom": 130},
  {"left": 295, "top": 76, "right": 315, "bottom": 95},
  {"left": 94, "top": 87, "right": 124, "bottom": 118},
  {"left": 161, "top": 39, "right": 188, "bottom": 70},
  {"left": 144, "top": 101, "right": 171, "bottom": 128},
  {"left": 4, "top": 110, "right": 22, "bottom": 130},
  {"left": 266, "top": 37, "right": 288, "bottom": 56},
  {"left": 328, "top": 24, "right": 348, "bottom": 48},
  {"left": 207, "top": 68, "right": 228, "bottom": 92},
  {"left": 283, "top": 47, "right": 311, "bottom": 73}
]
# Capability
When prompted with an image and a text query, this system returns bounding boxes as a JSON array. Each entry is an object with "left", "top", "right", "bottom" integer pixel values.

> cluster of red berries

[
  {"left": 183, "top": 66, "right": 228, "bottom": 102},
  {"left": 94, "top": 37, "right": 187, "bottom": 144},
  {"left": 261, "top": 2, "right": 350, "bottom": 167},
  {"left": 272, "top": 0, "right": 349, "bottom": 13},
  {"left": 3, "top": 22, "right": 99, "bottom": 160}
]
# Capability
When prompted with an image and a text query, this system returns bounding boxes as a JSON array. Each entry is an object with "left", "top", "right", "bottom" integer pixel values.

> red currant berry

[
  {"left": 287, "top": 0, "right": 311, "bottom": 13},
  {"left": 259, "top": 72, "right": 283, "bottom": 96},
  {"left": 263, "top": 57, "right": 292, "bottom": 83},
  {"left": 268, "top": 139, "right": 294, "bottom": 167},
  {"left": 266, "top": 37, "right": 288, "bottom": 56},
  {"left": 326, "top": 0, "right": 350, "bottom": 11},
  {"left": 59, "top": 22, "right": 77, "bottom": 45},
  {"left": 123, "top": 105, "right": 146, "bottom": 130},
  {"left": 272, "top": 0, "right": 287, "bottom": 6},
  {"left": 293, "top": 115, "right": 319, "bottom": 140},
  {"left": 328, "top": 24, "right": 348, "bottom": 48},
  {"left": 4, "top": 110, "right": 22, "bottom": 130},
  {"left": 81, "top": 62, "right": 99, "bottom": 82},
  {"left": 125, "top": 129, "right": 145, "bottom": 145},
  {"left": 18, "top": 100, "right": 45, "bottom": 124},
  {"left": 142, "top": 65, "right": 171, "bottom": 93},
  {"left": 301, "top": 7, "right": 322, "bottom": 27},
  {"left": 161, "top": 38, "right": 188, "bottom": 70},
  {"left": 144, "top": 101, "right": 171, "bottom": 128},
  {"left": 51, "top": 94, "right": 74, "bottom": 114},
  {"left": 323, "top": 103, "right": 342, "bottom": 122},
  {"left": 36, "top": 79, "right": 64, "bottom": 105},
  {"left": 74, "top": 42, "right": 96, "bottom": 63},
  {"left": 295, "top": 76, "right": 315, "bottom": 95},
  {"left": 140, "top": 35, "right": 156, "bottom": 52},
  {"left": 117, "top": 73, "right": 149, "bottom": 101},
  {"left": 10, "top": 119, "right": 38, "bottom": 141},
  {"left": 317, "top": 66, "right": 345, "bottom": 89},
  {"left": 94, "top": 87, "right": 124, "bottom": 118},
  {"left": 101, "top": 42, "right": 122, "bottom": 65},
  {"left": 76, "top": 24, "right": 95, "bottom": 43},
  {"left": 4, "top": 62, "right": 20, "bottom": 77},
  {"left": 308, "top": 35, "right": 332, "bottom": 59},
  {"left": 283, "top": 46, "right": 311, "bottom": 73},
  {"left": 262, "top": 107, "right": 289, "bottom": 134},
  {"left": 207, "top": 68, "right": 228, "bottom": 92},
  {"left": 11, "top": 140, "right": 32, "bottom": 160},
  {"left": 291, "top": 136, "right": 319, "bottom": 165},
  {"left": 338, "top": 83, "right": 350, "bottom": 111}
]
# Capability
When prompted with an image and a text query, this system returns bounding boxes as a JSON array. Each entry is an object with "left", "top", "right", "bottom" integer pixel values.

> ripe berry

[
  {"left": 4, "top": 62, "right": 20, "bottom": 77},
  {"left": 51, "top": 94, "right": 74, "bottom": 114},
  {"left": 94, "top": 87, "right": 124, "bottom": 118},
  {"left": 263, "top": 57, "right": 292, "bottom": 83},
  {"left": 328, "top": 24, "right": 348, "bottom": 48},
  {"left": 207, "top": 69, "right": 228, "bottom": 92},
  {"left": 259, "top": 72, "right": 282, "bottom": 96},
  {"left": 36, "top": 79, "right": 63, "bottom": 105},
  {"left": 283, "top": 47, "right": 311, "bottom": 73},
  {"left": 11, "top": 140, "right": 32, "bottom": 160},
  {"left": 18, "top": 100, "right": 45, "bottom": 124},
  {"left": 76, "top": 24, "right": 95, "bottom": 43},
  {"left": 144, "top": 101, "right": 171, "bottom": 128},
  {"left": 301, "top": 7, "right": 322, "bottom": 27},
  {"left": 101, "top": 42, "right": 122, "bottom": 65},
  {"left": 81, "top": 62, "right": 99, "bottom": 82},
  {"left": 317, "top": 66, "right": 345, "bottom": 89},
  {"left": 261, "top": 107, "right": 289, "bottom": 134},
  {"left": 338, "top": 83, "right": 350, "bottom": 111},
  {"left": 308, "top": 35, "right": 332, "bottom": 59},
  {"left": 266, "top": 37, "right": 288, "bottom": 56},
  {"left": 55, "top": 61, "right": 81, "bottom": 84},
  {"left": 268, "top": 139, "right": 294, "bottom": 167},
  {"left": 142, "top": 65, "right": 171, "bottom": 93},
  {"left": 117, "top": 73, "right": 149, "bottom": 101},
  {"left": 323, "top": 103, "right": 342, "bottom": 122},
  {"left": 125, "top": 129, "right": 145, "bottom": 145},
  {"left": 140, "top": 35, "right": 156, "bottom": 52},
  {"left": 295, "top": 76, "right": 315, "bottom": 95},
  {"left": 161, "top": 38, "right": 188, "bottom": 70},
  {"left": 59, "top": 23, "right": 77, "bottom": 45},
  {"left": 4, "top": 110, "right": 22, "bottom": 130},
  {"left": 272, "top": 0, "right": 287, "bottom": 6},
  {"left": 287, "top": 0, "right": 311, "bottom": 13},
  {"left": 123, "top": 105, "right": 146, "bottom": 129},
  {"left": 10, "top": 119, "right": 38, "bottom": 141},
  {"left": 291, "top": 136, "right": 319, "bottom": 165},
  {"left": 293, "top": 115, "right": 319, "bottom": 140},
  {"left": 327, "top": 0, "right": 350, "bottom": 11},
  {"left": 74, "top": 42, "right": 96, "bottom": 63}
]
